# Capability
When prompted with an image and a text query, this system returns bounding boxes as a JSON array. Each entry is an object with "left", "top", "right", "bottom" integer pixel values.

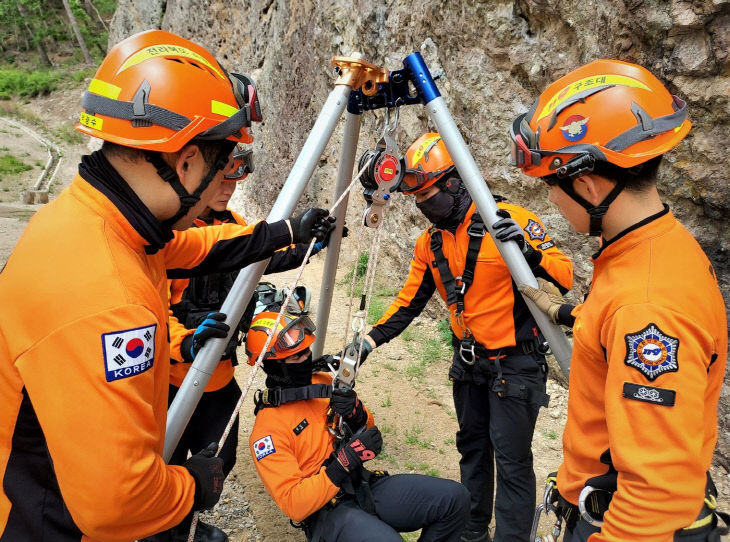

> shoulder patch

[
  {"left": 524, "top": 219, "right": 547, "bottom": 241},
  {"left": 102, "top": 324, "right": 156, "bottom": 382},
  {"left": 622, "top": 382, "right": 675, "bottom": 407},
  {"left": 253, "top": 435, "right": 276, "bottom": 460},
  {"left": 624, "top": 323, "right": 679, "bottom": 381},
  {"left": 293, "top": 418, "right": 309, "bottom": 436}
]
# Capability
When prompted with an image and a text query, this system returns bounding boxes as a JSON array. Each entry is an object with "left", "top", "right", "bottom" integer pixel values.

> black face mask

[
  {"left": 416, "top": 189, "right": 455, "bottom": 224},
  {"left": 263, "top": 352, "right": 314, "bottom": 388}
]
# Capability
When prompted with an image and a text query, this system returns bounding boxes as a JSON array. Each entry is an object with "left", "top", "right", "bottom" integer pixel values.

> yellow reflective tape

[
  {"left": 411, "top": 134, "right": 441, "bottom": 165},
  {"left": 119, "top": 44, "right": 225, "bottom": 79},
  {"left": 79, "top": 112, "right": 103, "bottom": 131},
  {"left": 251, "top": 318, "right": 284, "bottom": 331},
  {"left": 211, "top": 100, "right": 238, "bottom": 118},
  {"left": 537, "top": 74, "right": 651, "bottom": 122},
  {"left": 88, "top": 78, "right": 121, "bottom": 99}
]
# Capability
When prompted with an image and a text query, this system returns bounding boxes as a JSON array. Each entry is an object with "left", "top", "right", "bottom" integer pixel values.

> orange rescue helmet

[
  {"left": 509, "top": 59, "right": 690, "bottom": 179},
  {"left": 246, "top": 311, "right": 316, "bottom": 364},
  {"left": 75, "top": 30, "right": 262, "bottom": 152},
  {"left": 399, "top": 133, "right": 456, "bottom": 194}
]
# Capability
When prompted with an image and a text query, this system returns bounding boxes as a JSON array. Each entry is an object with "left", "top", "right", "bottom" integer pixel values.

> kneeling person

[{"left": 247, "top": 302, "right": 470, "bottom": 542}]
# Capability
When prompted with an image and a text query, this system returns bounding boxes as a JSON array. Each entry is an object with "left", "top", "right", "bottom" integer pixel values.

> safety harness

[
  {"left": 253, "top": 379, "right": 388, "bottom": 542},
  {"left": 429, "top": 210, "right": 486, "bottom": 365},
  {"left": 429, "top": 208, "right": 550, "bottom": 407}
]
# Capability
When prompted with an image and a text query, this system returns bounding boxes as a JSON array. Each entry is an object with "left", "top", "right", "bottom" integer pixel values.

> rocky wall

[{"left": 109, "top": 0, "right": 730, "bottom": 464}]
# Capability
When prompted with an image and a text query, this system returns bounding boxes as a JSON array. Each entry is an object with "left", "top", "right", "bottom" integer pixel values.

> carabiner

[{"left": 578, "top": 485, "right": 606, "bottom": 527}]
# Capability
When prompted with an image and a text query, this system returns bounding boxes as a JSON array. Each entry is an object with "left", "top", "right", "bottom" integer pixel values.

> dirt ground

[{"left": 0, "top": 88, "right": 728, "bottom": 542}]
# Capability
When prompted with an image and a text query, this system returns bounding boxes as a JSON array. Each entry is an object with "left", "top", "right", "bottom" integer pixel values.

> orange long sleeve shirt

[
  {"left": 557, "top": 207, "right": 726, "bottom": 541},
  {"left": 0, "top": 176, "right": 292, "bottom": 541},
  {"left": 249, "top": 373, "right": 374, "bottom": 523},
  {"left": 370, "top": 201, "right": 573, "bottom": 349}
]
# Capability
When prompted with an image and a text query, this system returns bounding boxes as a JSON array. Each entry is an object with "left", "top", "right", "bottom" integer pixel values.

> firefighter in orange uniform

[
  {"left": 0, "top": 30, "right": 333, "bottom": 542},
  {"left": 160, "top": 145, "right": 335, "bottom": 542},
  {"left": 246, "top": 294, "right": 470, "bottom": 542},
  {"left": 511, "top": 59, "right": 728, "bottom": 541},
  {"left": 350, "top": 133, "right": 574, "bottom": 542}
]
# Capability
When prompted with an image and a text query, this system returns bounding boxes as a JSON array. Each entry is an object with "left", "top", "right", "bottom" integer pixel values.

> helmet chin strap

[
  {"left": 146, "top": 141, "right": 236, "bottom": 229},
  {"left": 556, "top": 176, "right": 625, "bottom": 237}
]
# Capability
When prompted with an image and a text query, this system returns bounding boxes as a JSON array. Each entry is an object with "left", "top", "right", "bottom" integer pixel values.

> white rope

[{"left": 188, "top": 158, "right": 372, "bottom": 542}]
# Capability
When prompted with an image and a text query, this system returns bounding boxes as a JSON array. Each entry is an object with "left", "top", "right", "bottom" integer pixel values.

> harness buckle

[
  {"left": 466, "top": 220, "right": 486, "bottom": 238},
  {"left": 459, "top": 338, "right": 476, "bottom": 365},
  {"left": 262, "top": 387, "right": 282, "bottom": 407},
  {"left": 454, "top": 276, "right": 466, "bottom": 295}
]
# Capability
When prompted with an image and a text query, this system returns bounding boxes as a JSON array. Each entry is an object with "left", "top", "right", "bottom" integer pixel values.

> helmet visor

[
  {"left": 230, "top": 73, "right": 262, "bottom": 124},
  {"left": 224, "top": 145, "right": 254, "bottom": 180},
  {"left": 400, "top": 165, "right": 454, "bottom": 194},
  {"left": 509, "top": 114, "right": 540, "bottom": 168},
  {"left": 275, "top": 314, "right": 315, "bottom": 352}
]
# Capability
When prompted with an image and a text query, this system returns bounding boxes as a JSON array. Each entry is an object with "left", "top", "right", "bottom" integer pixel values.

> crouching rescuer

[
  {"left": 246, "top": 289, "right": 471, "bottom": 542},
  {"left": 349, "top": 133, "right": 573, "bottom": 542}
]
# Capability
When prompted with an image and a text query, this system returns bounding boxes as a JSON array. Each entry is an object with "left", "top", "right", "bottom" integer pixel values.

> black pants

[
  {"left": 451, "top": 352, "right": 545, "bottom": 542},
  {"left": 168, "top": 377, "right": 241, "bottom": 476},
  {"left": 311, "top": 474, "right": 470, "bottom": 542}
]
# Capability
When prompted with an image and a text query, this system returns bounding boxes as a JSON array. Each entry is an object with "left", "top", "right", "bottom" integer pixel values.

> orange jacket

[
  {"left": 0, "top": 176, "right": 292, "bottom": 541},
  {"left": 249, "top": 373, "right": 374, "bottom": 523},
  {"left": 370, "top": 202, "right": 573, "bottom": 349},
  {"left": 168, "top": 209, "right": 311, "bottom": 392},
  {"left": 557, "top": 207, "right": 727, "bottom": 541}
]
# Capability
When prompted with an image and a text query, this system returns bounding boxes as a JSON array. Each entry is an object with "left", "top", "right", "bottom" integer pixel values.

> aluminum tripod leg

[
  {"left": 403, "top": 53, "right": 573, "bottom": 376},
  {"left": 164, "top": 84, "right": 352, "bottom": 461},
  {"left": 312, "top": 111, "right": 362, "bottom": 359}
]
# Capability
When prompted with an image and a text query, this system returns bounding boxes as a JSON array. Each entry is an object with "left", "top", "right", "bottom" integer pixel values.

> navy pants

[
  {"left": 451, "top": 352, "right": 545, "bottom": 542},
  {"left": 312, "top": 474, "right": 470, "bottom": 542}
]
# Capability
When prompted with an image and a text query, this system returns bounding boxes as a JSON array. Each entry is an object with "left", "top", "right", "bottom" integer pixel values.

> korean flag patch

[
  {"left": 253, "top": 435, "right": 276, "bottom": 461},
  {"left": 624, "top": 323, "right": 679, "bottom": 381},
  {"left": 102, "top": 324, "right": 156, "bottom": 382}
]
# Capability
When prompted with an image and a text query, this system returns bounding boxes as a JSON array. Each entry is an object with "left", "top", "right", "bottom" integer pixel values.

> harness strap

[
  {"left": 253, "top": 384, "right": 332, "bottom": 414},
  {"left": 429, "top": 211, "right": 485, "bottom": 319}
]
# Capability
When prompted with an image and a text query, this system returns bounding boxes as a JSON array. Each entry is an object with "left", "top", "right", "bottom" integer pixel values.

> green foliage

[
  {"left": 1, "top": 0, "right": 116, "bottom": 68},
  {"left": 0, "top": 69, "right": 60, "bottom": 99},
  {"left": 0, "top": 153, "right": 32, "bottom": 180},
  {"left": 52, "top": 123, "right": 83, "bottom": 144},
  {"left": 404, "top": 426, "right": 432, "bottom": 449},
  {"left": 380, "top": 394, "right": 392, "bottom": 408},
  {"left": 437, "top": 318, "right": 452, "bottom": 344},
  {"left": 367, "top": 296, "right": 387, "bottom": 325}
]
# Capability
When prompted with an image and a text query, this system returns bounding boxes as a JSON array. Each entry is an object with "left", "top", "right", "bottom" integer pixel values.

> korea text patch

[
  {"left": 102, "top": 324, "right": 156, "bottom": 382},
  {"left": 624, "top": 323, "right": 679, "bottom": 381},
  {"left": 253, "top": 435, "right": 276, "bottom": 461}
]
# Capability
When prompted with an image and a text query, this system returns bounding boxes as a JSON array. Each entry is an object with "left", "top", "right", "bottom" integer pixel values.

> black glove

[
  {"left": 345, "top": 336, "right": 373, "bottom": 365},
  {"left": 330, "top": 387, "right": 367, "bottom": 430},
  {"left": 325, "top": 426, "right": 383, "bottom": 486},
  {"left": 290, "top": 208, "right": 334, "bottom": 244},
  {"left": 183, "top": 442, "right": 225, "bottom": 511},
  {"left": 492, "top": 209, "right": 542, "bottom": 269},
  {"left": 313, "top": 224, "right": 348, "bottom": 253},
  {"left": 181, "top": 312, "right": 230, "bottom": 362}
]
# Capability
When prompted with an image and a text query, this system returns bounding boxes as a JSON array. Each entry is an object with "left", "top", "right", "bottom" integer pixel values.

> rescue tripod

[{"left": 160, "top": 52, "right": 575, "bottom": 541}]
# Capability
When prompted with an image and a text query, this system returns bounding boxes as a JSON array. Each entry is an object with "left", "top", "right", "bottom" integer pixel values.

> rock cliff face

[{"left": 109, "top": 1, "right": 730, "bottom": 464}]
